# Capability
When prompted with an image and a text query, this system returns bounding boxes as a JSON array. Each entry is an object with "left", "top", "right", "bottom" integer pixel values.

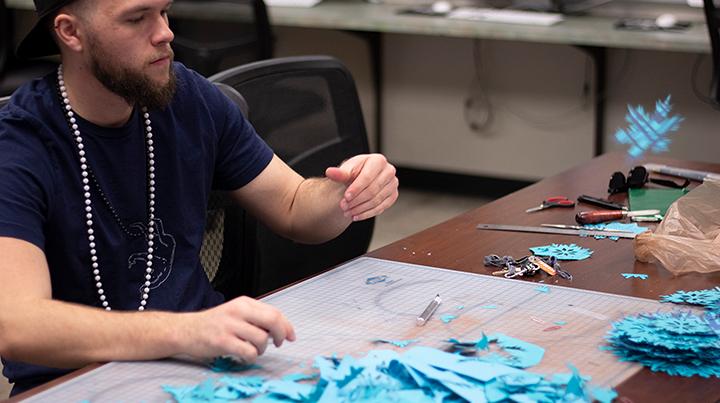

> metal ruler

[{"left": 476, "top": 223, "right": 637, "bottom": 239}]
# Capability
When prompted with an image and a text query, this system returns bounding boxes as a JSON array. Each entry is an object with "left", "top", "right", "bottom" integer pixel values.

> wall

[{"left": 274, "top": 27, "right": 720, "bottom": 181}]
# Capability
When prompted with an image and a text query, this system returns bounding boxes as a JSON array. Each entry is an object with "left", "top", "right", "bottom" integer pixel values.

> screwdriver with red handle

[{"left": 575, "top": 209, "right": 660, "bottom": 224}]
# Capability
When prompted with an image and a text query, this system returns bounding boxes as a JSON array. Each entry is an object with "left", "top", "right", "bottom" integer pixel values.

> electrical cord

[
  {"left": 690, "top": 54, "right": 720, "bottom": 110},
  {"left": 464, "top": 42, "right": 631, "bottom": 131}
]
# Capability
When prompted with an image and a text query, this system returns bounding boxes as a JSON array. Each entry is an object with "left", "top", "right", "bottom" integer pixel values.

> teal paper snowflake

[
  {"left": 614, "top": 95, "right": 683, "bottom": 159},
  {"left": 530, "top": 243, "right": 593, "bottom": 261},
  {"left": 661, "top": 287, "right": 720, "bottom": 313},
  {"left": 605, "top": 311, "right": 720, "bottom": 378}
]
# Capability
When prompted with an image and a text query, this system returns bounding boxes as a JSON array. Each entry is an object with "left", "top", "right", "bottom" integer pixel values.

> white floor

[{"left": 0, "top": 188, "right": 491, "bottom": 399}]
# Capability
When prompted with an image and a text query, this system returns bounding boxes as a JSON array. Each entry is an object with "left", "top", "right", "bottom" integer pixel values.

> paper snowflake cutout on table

[
  {"left": 621, "top": 273, "right": 648, "bottom": 279},
  {"left": 605, "top": 311, "right": 720, "bottom": 378},
  {"left": 582, "top": 222, "right": 649, "bottom": 241},
  {"left": 614, "top": 95, "right": 683, "bottom": 159},
  {"left": 661, "top": 287, "right": 720, "bottom": 313},
  {"left": 530, "top": 243, "right": 593, "bottom": 260}
]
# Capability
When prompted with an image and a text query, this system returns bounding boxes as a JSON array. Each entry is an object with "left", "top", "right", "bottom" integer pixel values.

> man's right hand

[{"left": 178, "top": 296, "right": 296, "bottom": 363}]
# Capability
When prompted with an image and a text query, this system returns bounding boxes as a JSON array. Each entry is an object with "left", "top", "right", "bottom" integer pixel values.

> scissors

[{"left": 525, "top": 196, "right": 575, "bottom": 213}]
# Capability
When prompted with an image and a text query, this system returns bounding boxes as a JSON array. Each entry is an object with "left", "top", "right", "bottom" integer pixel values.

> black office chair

[
  {"left": 704, "top": 0, "right": 720, "bottom": 104},
  {"left": 170, "top": 0, "right": 273, "bottom": 77},
  {"left": 0, "top": 3, "right": 57, "bottom": 96},
  {"left": 206, "top": 56, "right": 375, "bottom": 298}
]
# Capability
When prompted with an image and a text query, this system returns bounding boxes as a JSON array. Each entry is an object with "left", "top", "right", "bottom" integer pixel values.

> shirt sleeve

[
  {"left": 0, "top": 111, "right": 54, "bottom": 250},
  {"left": 186, "top": 70, "right": 274, "bottom": 191}
]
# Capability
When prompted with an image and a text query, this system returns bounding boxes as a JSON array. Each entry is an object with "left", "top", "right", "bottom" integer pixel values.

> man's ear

[{"left": 53, "top": 13, "right": 85, "bottom": 53}]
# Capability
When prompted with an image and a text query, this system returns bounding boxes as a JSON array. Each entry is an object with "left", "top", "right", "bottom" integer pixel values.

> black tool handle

[{"left": 577, "top": 195, "right": 627, "bottom": 210}]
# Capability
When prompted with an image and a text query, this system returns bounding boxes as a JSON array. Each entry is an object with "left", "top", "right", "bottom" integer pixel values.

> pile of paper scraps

[{"left": 164, "top": 334, "right": 617, "bottom": 402}]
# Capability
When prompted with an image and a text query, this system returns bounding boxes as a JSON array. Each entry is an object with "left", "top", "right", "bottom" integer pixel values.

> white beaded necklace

[{"left": 57, "top": 65, "right": 155, "bottom": 311}]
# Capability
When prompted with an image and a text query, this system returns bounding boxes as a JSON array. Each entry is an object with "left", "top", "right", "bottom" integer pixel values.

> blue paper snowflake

[
  {"left": 621, "top": 273, "right": 648, "bottom": 280},
  {"left": 661, "top": 287, "right": 720, "bottom": 313},
  {"left": 605, "top": 311, "right": 720, "bottom": 378},
  {"left": 530, "top": 243, "right": 593, "bottom": 260},
  {"left": 614, "top": 95, "right": 683, "bottom": 159}
]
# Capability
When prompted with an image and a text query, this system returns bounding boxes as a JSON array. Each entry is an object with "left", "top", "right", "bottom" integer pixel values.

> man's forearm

[
  {"left": 287, "top": 177, "right": 352, "bottom": 244},
  {"left": 0, "top": 298, "right": 188, "bottom": 368}
]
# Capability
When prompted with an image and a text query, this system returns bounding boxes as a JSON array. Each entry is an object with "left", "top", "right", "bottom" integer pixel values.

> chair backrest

[
  {"left": 207, "top": 55, "right": 374, "bottom": 298},
  {"left": 0, "top": 1, "right": 11, "bottom": 81},
  {"left": 170, "top": 0, "right": 273, "bottom": 77},
  {"left": 704, "top": 0, "right": 720, "bottom": 104}
]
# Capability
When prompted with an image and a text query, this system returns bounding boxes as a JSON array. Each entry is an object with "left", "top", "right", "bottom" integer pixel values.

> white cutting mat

[{"left": 27, "top": 257, "right": 677, "bottom": 401}]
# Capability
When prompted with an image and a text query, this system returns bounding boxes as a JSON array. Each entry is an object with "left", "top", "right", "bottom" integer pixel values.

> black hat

[{"left": 16, "top": 0, "right": 77, "bottom": 59}]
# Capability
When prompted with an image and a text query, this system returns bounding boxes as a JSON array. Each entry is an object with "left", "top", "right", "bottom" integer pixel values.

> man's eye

[{"left": 128, "top": 16, "right": 144, "bottom": 23}]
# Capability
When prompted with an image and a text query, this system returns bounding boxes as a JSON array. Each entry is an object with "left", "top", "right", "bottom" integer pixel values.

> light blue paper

[
  {"left": 614, "top": 95, "right": 683, "bottom": 159},
  {"left": 530, "top": 243, "right": 593, "bottom": 261},
  {"left": 583, "top": 222, "right": 649, "bottom": 241},
  {"left": 535, "top": 285, "right": 550, "bottom": 294},
  {"left": 373, "top": 339, "right": 418, "bottom": 348},
  {"left": 441, "top": 314, "right": 457, "bottom": 323},
  {"left": 621, "top": 273, "right": 648, "bottom": 279}
]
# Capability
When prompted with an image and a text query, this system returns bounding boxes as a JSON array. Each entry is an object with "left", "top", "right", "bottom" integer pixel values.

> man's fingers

[
  {"left": 231, "top": 321, "right": 270, "bottom": 355},
  {"left": 345, "top": 179, "right": 399, "bottom": 220},
  {"left": 228, "top": 297, "right": 295, "bottom": 348},
  {"left": 345, "top": 166, "right": 397, "bottom": 210},
  {"left": 226, "top": 339, "right": 260, "bottom": 364},
  {"left": 342, "top": 155, "right": 385, "bottom": 200}
]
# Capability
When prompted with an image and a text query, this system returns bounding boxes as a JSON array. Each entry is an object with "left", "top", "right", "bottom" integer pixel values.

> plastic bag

[{"left": 634, "top": 178, "right": 720, "bottom": 275}]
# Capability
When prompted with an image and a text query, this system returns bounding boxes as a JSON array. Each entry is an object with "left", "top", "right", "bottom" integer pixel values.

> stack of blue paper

[
  {"left": 661, "top": 287, "right": 720, "bottom": 313},
  {"left": 605, "top": 311, "right": 720, "bottom": 378},
  {"left": 165, "top": 343, "right": 617, "bottom": 402}
]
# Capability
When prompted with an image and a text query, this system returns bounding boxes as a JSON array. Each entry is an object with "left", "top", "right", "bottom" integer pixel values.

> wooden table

[
  {"left": 366, "top": 152, "right": 720, "bottom": 402},
  {"left": 11, "top": 152, "right": 720, "bottom": 402}
]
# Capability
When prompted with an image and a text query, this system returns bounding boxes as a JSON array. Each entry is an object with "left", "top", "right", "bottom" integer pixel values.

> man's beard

[{"left": 89, "top": 42, "right": 177, "bottom": 110}]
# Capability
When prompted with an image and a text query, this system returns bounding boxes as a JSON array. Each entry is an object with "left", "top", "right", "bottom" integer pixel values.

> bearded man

[{"left": 0, "top": 0, "right": 398, "bottom": 396}]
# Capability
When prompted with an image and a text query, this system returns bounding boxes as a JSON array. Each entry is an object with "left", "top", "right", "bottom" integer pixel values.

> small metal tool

[
  {"left": 528, "top": 256, "right": 556, "bottom": 276},
  {"left": 541, "top": 224, "right": 634, "bottom": 233},
  {"left": 416, "top": 294, "right": 442, "bottom": 326},
  {"left": 477, "top": 223, "right": 637, "bottom": 239},
  {"left": 577, "top": 195, "right": 627, "bottom": 211},
  {"left": 526, "top": 196, "right": 575, "bottom": 213},
  {"left": 575, "top": 209, "right": 660, "bottom": 225}
]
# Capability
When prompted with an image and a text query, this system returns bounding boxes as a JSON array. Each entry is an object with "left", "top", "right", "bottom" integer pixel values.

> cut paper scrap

[
  {"left": 164, "top": 345, "right": 615, "bottom": 403},
  {"left": 535, "top": 285, "right": 550, "bottom": 293},
  {"left": 365, "top": 275, "right": 388, "bottom": 285},
  {"left": 209, "top": 356, "right": 261, "bottom": 373},
  {"left": 481, "top": 304, "right": 498, "bottom": 309},
  {"left": 446, "top": 333, "right": 545, "bottom": 369},
  {"left": 456, "top": 305, "right": 464, "bottom": 310},
  {"left": 582, "top": 222, "right": 649, "bottom": 241},
  {"left": 554, "top": 320, "right": 567, "bottom": 325},
  {"left": 621, "top": 273, "right": 648, "bottom": 279},
  {"left": 614, "top": 95, "right": 683, "bottom": 159},
  {"left": 440, "top": 314, "right": 457, "bottom": 323},
  {"left": 373, "top": 339, "right": 418, "bottom": 348},
  {"left": 661, "top": 286, "right": 720, "bottom": 313},
  {"left": 530, "top": 243, "right": 593, "bottom": 261},
  {"left": 605, "top": 311, "right": 720, "bottom": 378}
]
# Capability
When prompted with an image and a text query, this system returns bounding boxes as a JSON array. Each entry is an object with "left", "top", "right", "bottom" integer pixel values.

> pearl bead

[{"left": 58, "top": 65, "right": 156, "bottom": 312}]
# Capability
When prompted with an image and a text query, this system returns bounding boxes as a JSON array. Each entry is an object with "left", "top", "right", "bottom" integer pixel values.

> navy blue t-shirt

[{"left": 0, "top": 63, "right": 273, "bottom": 394}]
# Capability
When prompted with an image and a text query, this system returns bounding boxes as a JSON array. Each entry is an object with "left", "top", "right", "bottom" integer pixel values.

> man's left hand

[{"left": 325, "top": 154, "right": 399, "bottom": 221}]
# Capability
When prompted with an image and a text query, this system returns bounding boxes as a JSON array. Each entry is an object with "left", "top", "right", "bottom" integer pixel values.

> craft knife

[{"left": 476, "top": 224, "right": 637, "bottom": 239}]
